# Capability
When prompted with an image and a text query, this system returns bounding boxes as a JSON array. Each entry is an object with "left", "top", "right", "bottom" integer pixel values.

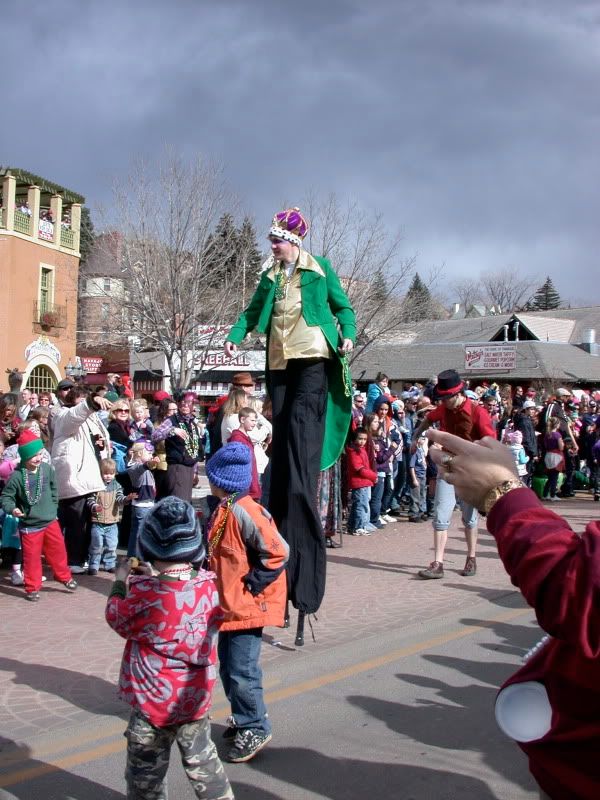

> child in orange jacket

[{"left": 206, "top": 442, "right": 289, "bottom": 764}]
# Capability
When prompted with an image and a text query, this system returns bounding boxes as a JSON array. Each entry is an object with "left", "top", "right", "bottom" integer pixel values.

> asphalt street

[{"left": 2, "top": 491, "right": 594, "bottom": 799}]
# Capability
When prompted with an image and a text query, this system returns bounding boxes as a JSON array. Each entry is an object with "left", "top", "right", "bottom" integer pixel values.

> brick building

[{"left": 0, "top": 167, "right": 83, "bottom": 393}]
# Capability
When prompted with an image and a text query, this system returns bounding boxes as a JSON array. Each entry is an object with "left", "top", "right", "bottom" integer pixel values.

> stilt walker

[{"left": 224, "top": 208, "right": 356, "bottom": 643}]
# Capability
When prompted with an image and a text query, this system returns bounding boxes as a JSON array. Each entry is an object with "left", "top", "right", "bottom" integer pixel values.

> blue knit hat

[
  {"left": 206, "top": 442, "right": 252, "bottom": 494},
  {"left": 138, "top": 497, "right": 205, "bottom": 563}
]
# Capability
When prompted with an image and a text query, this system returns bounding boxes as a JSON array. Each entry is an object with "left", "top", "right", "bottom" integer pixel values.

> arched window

[{"left": 26, "top": 365, "right": 57, "bottom": 394}]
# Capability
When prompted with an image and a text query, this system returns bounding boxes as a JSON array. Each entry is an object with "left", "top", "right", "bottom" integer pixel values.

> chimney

[
  {"left": 578, "top": 329, "right": 599, "bottom": 356},
  {"left": 503, "top": 324, "right": 509, "bottom": 342},
  {"left": 514, "top": 320, "right": 520, "bottom": 341}
]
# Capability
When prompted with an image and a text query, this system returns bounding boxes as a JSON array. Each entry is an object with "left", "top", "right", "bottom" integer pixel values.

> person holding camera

[
  {"left": 51, "top": 386, "right": 113, "bottom": 573},
  {"left": 427, "top": 428, "right": 600, "bottom": 800}
]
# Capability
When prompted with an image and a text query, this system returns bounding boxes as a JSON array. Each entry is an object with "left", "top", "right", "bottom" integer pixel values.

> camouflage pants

[{"left": 125, "top": 709, "right": 234, "bottom": 800}]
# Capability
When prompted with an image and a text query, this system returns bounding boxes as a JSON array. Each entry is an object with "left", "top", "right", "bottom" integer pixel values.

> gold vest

[{"left": 267, "top": 251, "right": 332, "bottom": 370}]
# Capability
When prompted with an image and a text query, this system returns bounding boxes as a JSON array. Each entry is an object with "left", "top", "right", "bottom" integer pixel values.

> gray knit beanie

[{"left": 138, "top": 497, "right": 205, "bottom": 563}]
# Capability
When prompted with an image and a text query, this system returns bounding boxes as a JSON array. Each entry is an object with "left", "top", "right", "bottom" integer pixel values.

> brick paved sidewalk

[{"left": 0, "top": 493, "right": 594, "bottom": 743}]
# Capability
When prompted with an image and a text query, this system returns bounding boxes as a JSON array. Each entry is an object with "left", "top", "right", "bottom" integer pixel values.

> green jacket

[
  {"left": 226, "top": 253, "right": 356, "bottom": 469},
  {"left": 1, "top": 462, "right": 58, "bottom": 529}
]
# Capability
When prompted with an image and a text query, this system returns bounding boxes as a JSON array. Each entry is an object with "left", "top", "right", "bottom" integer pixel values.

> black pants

[
  {"left": 164, "top": 463, "right": 195, "bottom": 502},
  {"left": 269, "top": 359, "right": 327, "bottom": 614},
  {"left": 58, "top": 495, "right": 92, "bottom": 566}
]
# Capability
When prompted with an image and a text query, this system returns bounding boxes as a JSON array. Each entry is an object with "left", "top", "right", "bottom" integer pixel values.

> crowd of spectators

[{"left": 344, "top": 376, "right": 600, "bottom": 538}]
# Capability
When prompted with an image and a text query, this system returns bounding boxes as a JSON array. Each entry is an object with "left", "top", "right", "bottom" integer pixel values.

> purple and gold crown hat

[{"left": 269, "top": 207, "right": 309, "bottom": 247}]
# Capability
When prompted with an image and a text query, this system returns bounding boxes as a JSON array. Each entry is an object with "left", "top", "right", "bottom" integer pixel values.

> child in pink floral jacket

[{"left": 105, "top": 496, "right": 233, "bottom": 800}]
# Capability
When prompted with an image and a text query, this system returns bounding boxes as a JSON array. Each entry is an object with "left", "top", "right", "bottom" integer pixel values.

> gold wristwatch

[{"left": 480, "top": 479, "right": 524, "bottom": 515}]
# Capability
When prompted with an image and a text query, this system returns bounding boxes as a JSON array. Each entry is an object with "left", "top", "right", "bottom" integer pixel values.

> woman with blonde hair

[
  {"left": 220, "top": 388, "right": 248, "bottom": 445},
  {"left": 246, "top": 395, "right": 273, "bottom": 478}
]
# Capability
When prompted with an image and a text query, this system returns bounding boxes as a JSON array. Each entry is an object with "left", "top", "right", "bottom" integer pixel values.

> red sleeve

[
  {"left": 473, "top": 405, "right": 496, "bottom": 439},
  {"left": 426, "top": 405, "right": 444, "bottom": 424},
  {"left": 487, "top": 487, "right": 600, "bottom": 657}
]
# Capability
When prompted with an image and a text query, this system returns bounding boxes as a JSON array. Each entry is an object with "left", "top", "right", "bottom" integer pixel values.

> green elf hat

[{"left": 18, "top": 429, "right": 44, "bottom": 462}]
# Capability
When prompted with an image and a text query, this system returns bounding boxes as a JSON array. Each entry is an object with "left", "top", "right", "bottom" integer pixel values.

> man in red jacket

[
  {"left": 411, "top": 369, "right": 495, "bottom": 579},
  {"left": 427, "top": 428, "right": 599, "bottom": 800}
]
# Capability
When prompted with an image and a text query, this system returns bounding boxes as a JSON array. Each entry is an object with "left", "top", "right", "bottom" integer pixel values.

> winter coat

[
  {"left": 105, "top": 571, "right": 222, "bottom": 727},
  {"left": 345, "top": 445, "right": 377, "bottom": 489},
  {"left": 488, "top": 488, "right": 600, "bottom": 800},
  {"left": 51, "top": 401, "right": 109, "bottom": 500},
  {"left": 226, "top": 251, "right": 356, "bottom": 469},
  {"left": 207, "top": 494, "right": 288, "bottom": 631}
]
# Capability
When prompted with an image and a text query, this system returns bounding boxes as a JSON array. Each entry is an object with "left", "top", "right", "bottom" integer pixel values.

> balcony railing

[
  {"left": 60, "top": 226, "right": 75, "bottom": 249},
  {"left": 33, "top": 302, "right": 67, "bottom": 331},
  {"left": 14, "top": 209, "right": 32, "bottom": 235}
]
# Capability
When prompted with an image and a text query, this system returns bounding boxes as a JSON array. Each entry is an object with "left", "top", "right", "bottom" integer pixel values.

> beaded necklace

[
  {"left": 274, "top": 263, "right": 295, "bottom": 301},
  {"left": 177, "top": 414, "right": 201, "bottom": 460},
  {"left": 159, "top": 563, "right": 194, "bottom": 580},
  {"left": 22, "top": 466, "right": 43, "bottom": 505},
  {"left": 207, "top": 493, "right": 237, "bottom": 564}
]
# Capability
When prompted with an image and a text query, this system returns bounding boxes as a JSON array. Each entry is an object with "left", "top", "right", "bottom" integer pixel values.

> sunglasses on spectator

[{"left": 115, "top": 407, "right": 129, "bottom": 412}]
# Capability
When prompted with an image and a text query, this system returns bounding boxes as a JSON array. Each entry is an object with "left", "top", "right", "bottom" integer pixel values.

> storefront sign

[
  {"left": 25, "top": 336, "right": 61, "bottom": 364},
  {"left": 81, "top": 357, "right": 103, "bottom": 373},
  {"left": 194, "top": 350, "right": 265, "bottom": 371},
  {"left": 464, "top": 344, "right": 516, "bottom": 371}
]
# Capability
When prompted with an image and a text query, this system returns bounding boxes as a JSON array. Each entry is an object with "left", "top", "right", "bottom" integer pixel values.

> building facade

[{"left": 0, "top": 168, "right": 83, "bottom": 393}]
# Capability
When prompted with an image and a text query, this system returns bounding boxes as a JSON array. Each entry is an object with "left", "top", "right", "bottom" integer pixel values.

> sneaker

[
  {"left": 381, "top": 514, "right": 396, "bottom": 523},
  {"left": 373, "top": 521, "right": 385, "bottom": 530},
  {"left": 87, "top": 568, "right": 98, "bottom": 576},
  {"left": 408, "top": 516, "right": 423, "bottom": 523},
  {"left": 63, "top": 579, "right": 78, "bottom": 592},
  {"left": 222, "top": 716, "right": 239, "bottom": 741},
  {"left": 377, "top": 517, "right": 388, "bottom": 526},
  {"left": 361, "top": 528, "right": 374, "bottom": 536},
  {"left": 418, "top": 561, "right": 444, "bottom": 579},
  {"left": 26, "top": 592, "right": 40, "bottom": 602},
  {"left": 549, "top": 496, "right": 561, "bottom": 502},
  {"left": 364, "top": 522, "right": 377, "bottom": 532},
  {"left": 10, "top": 569, "right": 24, "bottom": 586},
  {"left": 460, "top": 557, "right": 477, "bottom": 577},
  {"left": 347, "top": 529, "right": 362, "bottom": 536},
  {"left": 421, "top": 513, "right": 429, "bottom": 521},
  {"left": 68, "top": 564, "right": 88, "bottom": 574},
  {"left": 225, "top": 728, "right": 272, "bottom": 763}
]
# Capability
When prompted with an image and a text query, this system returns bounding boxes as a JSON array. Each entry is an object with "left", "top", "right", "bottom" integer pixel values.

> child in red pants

[{"left": 0, "top": 430, "right": 77, "bottom": 601}]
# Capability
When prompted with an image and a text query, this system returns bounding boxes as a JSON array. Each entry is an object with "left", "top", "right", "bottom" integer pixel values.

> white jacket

[{"left": 51, "top": 401, "right": 110, "bottom": 500}]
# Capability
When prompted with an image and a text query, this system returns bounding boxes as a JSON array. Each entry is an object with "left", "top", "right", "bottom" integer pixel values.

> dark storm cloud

[{"left": 2, "top": 1, "right": 599, "bottom": 301}]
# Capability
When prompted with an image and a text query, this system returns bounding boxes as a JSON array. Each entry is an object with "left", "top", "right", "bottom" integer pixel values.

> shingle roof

[{"left": 351, "top": 341, "right": 600, "bottom": 384}]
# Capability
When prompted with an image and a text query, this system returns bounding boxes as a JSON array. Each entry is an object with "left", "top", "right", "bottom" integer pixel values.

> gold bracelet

[{"left": 479, "top": 479, "right": 524, "bottom": 515}]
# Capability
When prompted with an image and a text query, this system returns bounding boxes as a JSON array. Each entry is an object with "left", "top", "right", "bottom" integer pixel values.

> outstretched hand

[{"left": 427, "top": 430, "right": 518, "bottom": 510}]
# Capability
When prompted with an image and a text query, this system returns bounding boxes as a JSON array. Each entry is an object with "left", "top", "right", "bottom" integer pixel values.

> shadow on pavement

[
  {"left": 245, "top": 746, "right": 503, "bottom": 799},
  {"left": 0, "top": 658, "right": 125, "bottom": 718},
  {"left": 326, "top": 554, "right": 423, "bottom": 573},
  {"left": 0, "top": 736, "right": 125, "bottom": 799},
  {"left": 346, "top": 622, "right": 539, "bottom": 796},
  {"left": 441, "top": 582, "right": 524, "bottom": 608}
]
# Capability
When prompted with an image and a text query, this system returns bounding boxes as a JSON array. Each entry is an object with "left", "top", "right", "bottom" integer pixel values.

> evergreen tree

[
  {"left": 531, "top": 276, "right": 561, "bottom": 310},
  {"left": 79, "top": 206, "right": 95, "bottom": 266},
  {"left": 237, "top": 217, "right": 263, "bottom": 295},
  {"left": 401, "top": 272, "right": 433, "bottom": 321},
  {"left": 368, "top": 266, "right": 388, "bottom": 308},
  {"left": 203, "top": 213, "right": 239, "bottom": 289}
]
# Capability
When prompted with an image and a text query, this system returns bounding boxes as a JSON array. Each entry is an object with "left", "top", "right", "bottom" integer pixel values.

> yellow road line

[{"left": 0, "top": 607, "right": 530, "bottom": 788}]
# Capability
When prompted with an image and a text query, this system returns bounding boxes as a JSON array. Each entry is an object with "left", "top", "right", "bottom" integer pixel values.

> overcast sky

[{"left": 3, "top": 0, "right": 599, "bottom": 305}]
